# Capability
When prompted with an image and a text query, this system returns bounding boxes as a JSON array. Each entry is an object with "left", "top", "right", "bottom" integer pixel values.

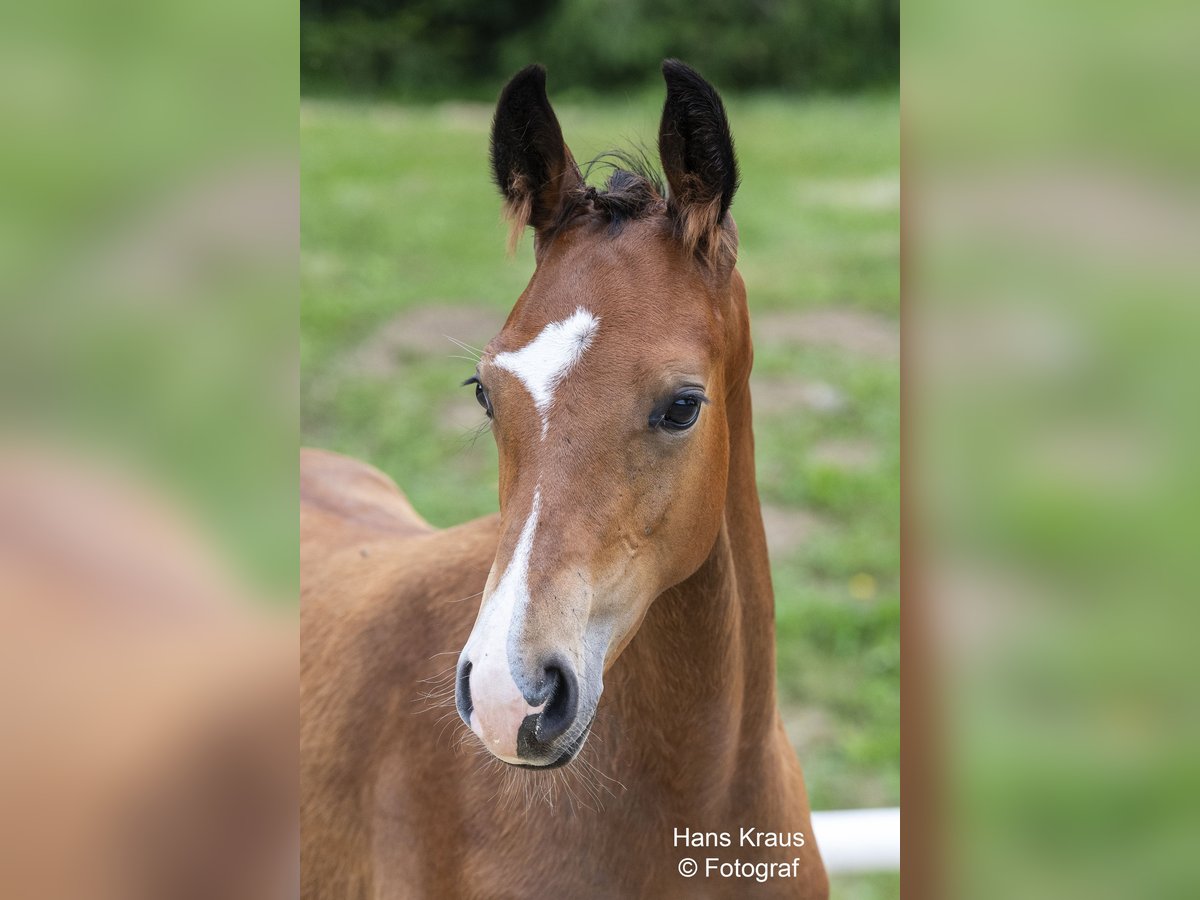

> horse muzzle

[{"left": 455, "top": 649, "right": 591, "bottom": 767}]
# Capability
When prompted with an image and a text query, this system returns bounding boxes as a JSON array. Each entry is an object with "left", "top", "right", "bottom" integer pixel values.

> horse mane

[
  {"left": 504, "top": 144, "right": 733, "bottom": 264},
  {"left": 550, "top": 148, "right": 667, "bottom": 238}
]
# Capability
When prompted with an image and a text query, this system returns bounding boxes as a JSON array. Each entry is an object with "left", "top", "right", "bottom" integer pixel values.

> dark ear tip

[
  {"left": 661, "top": 58, "right": 690, "bottom": 77},
  {"left": 661, "top": 59, "right": 705, "bottom": 91},
  {"left": 503, "top": 64, "right": 548, "bottom": 97}
]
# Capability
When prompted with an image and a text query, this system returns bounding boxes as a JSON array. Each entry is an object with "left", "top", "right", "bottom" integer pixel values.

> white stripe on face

[
  {"left": 464, "top": 489, "right": 542, "bottom": 761},
  {"left": 493, "top": 307, "right": 599, "bottom": 436}
]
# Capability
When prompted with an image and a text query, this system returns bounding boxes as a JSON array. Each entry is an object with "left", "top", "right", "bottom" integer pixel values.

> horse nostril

[
  {"left": 455, "top": 660, "right": 473, "bottom": 727},
  {"left": 535, "top": 663, "right": 578, "bottom": 744}
]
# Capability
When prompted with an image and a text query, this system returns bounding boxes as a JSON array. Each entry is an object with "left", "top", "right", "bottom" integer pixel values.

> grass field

[{"left": 302, "top": 92, "right": 899, "bottom": 897}]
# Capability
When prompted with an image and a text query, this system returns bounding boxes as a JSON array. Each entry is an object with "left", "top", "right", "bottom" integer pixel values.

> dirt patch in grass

[
  {"left": 760, "top": 503, "right": 825, "bottom": 561},
  {"left": 344, "top": 304, "right": 507, "bottom": 377},
  {"left": 750, "top": 375, "right": 848, "bottom": 415},
  {"left": 808, "top": 439, "right": 881, "bottom": 471},
  {"left": 753, "top": 308, "right": 899, "bottom": 360}
]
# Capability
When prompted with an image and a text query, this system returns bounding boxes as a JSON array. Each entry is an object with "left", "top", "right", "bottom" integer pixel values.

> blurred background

[
  {"left": 301, "top": 0, "right": 898, "bottom": 98},
  {"left": 301, "top": 2, "right": 899, "bottom": 898}
]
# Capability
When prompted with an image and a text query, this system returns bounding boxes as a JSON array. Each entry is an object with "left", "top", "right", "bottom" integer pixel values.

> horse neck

[{"left": 607, "top": 366, "right": 780, "bottom": 785}]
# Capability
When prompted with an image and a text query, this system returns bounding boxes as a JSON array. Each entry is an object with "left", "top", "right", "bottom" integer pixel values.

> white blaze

[
  {"left": 464, "top": 489, "right": 542, "bottom": 761},
  {"left": 494, "top": 307, "right": 599, "bottom": 436}
]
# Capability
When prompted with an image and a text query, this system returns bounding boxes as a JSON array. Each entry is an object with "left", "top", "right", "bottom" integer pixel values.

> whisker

[
  {"left": 445, "top": 336, "right": 483, "bottom": 360},
  {"left": 455, "top": 420, "right": 492, "bottom": 453}
]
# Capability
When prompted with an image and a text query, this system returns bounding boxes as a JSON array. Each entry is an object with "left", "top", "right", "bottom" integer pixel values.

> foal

[{"left": 302, "top": 61, "right": 828, "bottom": 898}]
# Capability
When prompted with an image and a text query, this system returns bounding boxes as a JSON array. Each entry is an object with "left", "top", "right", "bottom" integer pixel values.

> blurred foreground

[
  {"left": 0, "top": 1, "right": 297, "bottom": 897},
  {"left": 0, "top": 450, "right": 297, "bottom": 900}
]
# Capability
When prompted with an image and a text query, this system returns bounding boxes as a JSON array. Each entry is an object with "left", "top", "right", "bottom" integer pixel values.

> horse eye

[
  {"left": 660, "top": 395, "right": 702, "bottom": 430},
  {"left": 464, "top": 376, "right": 493, "bottom": 418}
]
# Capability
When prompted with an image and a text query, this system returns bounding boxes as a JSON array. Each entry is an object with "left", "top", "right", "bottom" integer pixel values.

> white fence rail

[{"left": 810, "top": 807, "right": 900, "bottom": 874}]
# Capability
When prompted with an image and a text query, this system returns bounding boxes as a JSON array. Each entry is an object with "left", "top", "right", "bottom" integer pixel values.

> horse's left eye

[{"left": 655, "top": 393, "right": 704, "bottom": 431}]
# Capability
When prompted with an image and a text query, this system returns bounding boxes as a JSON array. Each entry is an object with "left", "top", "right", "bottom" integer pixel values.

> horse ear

[
  {"left": 491, "top": 65, "right": 584, "bottom": 253},
  {"left": 658, "top": 59, "right": 740, "bottom": 263}
]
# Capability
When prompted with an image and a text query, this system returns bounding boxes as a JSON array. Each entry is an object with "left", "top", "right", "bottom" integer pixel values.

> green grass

[{"left": 302, "top": 92, "right": 898, "bottom": 898}]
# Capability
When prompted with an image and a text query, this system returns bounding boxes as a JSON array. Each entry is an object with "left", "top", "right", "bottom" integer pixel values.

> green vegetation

[
  {"left": 302, "top": 92, "right": 898, "bottom": 898},
  {"left": 301, "top": 0, "right": 898, "bottom": 98}
]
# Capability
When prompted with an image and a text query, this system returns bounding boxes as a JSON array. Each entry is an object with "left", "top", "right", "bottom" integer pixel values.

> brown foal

[{"left": 301, "top": 61, "right": 828, "bottom": 898}]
